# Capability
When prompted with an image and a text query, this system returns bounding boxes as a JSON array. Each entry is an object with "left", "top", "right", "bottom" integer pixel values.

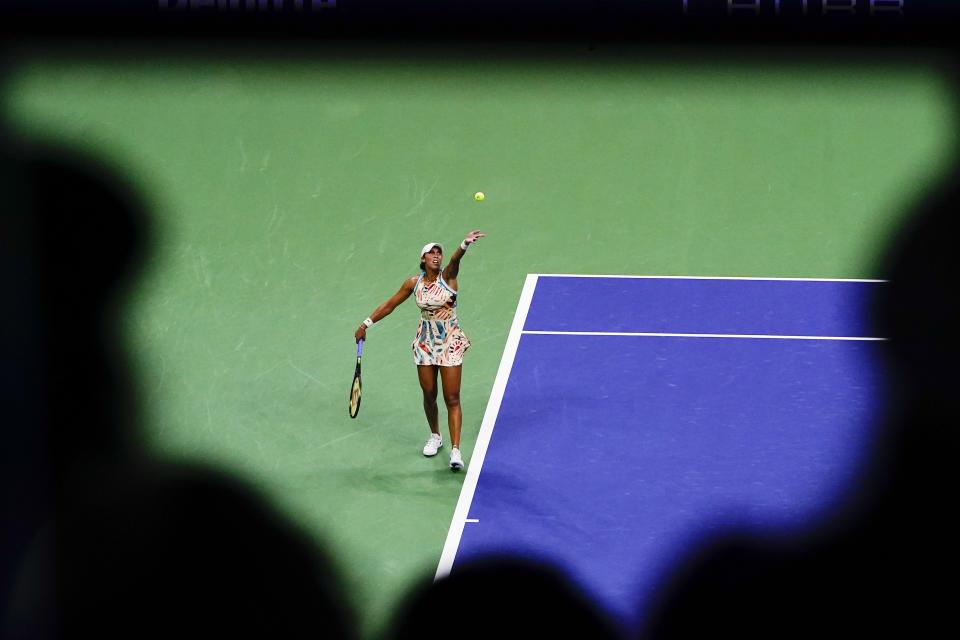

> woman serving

[{"left": 355, "top": 230, "right": 485, "bottom": 471}]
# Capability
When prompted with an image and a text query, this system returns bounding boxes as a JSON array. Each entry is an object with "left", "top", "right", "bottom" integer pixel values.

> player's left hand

[{"left": 464, "top": 230, "right": 486, "bottom": 246}]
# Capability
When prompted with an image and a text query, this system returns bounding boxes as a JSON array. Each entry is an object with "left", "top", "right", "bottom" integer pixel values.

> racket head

[
  {"left": 348, "top": 339, "right": 364, "bottom": 418},
  {"left": 348, "top": 374, "right": 362, "bottom": 418}
]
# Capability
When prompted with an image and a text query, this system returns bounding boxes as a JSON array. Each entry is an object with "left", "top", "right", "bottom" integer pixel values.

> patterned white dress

[{"left": 412, "top": 272, "right": 471, "bottom": 366}]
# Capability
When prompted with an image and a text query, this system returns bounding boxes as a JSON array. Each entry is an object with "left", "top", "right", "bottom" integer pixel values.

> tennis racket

[{"left": 348, "top": 339, "right": 363, "bottom": 418}]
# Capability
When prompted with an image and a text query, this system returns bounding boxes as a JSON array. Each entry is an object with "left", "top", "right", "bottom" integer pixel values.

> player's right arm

[{"left": 355, "top": 276, "right": 418, "bottom": 342}]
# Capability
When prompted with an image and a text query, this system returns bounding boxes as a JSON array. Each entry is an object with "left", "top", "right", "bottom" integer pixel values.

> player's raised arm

[
  {"left": 443, "top": 230, "right": 485, "bottom": 282},
  {"left": 355, "top": 276, "right": 417, "bottom": 342}
]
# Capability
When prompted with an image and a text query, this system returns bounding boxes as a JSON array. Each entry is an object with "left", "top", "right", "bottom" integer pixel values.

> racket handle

[{"left": 357, "top": 339, "right": 364, "bottom": 357}]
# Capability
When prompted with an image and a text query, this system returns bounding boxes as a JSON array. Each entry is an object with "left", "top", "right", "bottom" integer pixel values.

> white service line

[
  {"left": 434, "top": 274, "right": 540, "bottom": 581},
  {"left": 522, "top": 330, "right": 887, "bottom": 341}
]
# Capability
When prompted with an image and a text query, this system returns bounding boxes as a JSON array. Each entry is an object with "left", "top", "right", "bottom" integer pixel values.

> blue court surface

[{"left": 437, "top": 274, "right": 887, "bottom": 631}]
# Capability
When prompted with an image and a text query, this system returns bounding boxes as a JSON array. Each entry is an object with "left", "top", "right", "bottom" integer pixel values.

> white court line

[
  {"left": 435, "top": 274, "right": 540, "bottom": 581},
  {"left": 523, "top": 330, "right": 887, "bottom": 341},
  {"left": 535, "top": 273, "right": 887, "bottom": 283}
]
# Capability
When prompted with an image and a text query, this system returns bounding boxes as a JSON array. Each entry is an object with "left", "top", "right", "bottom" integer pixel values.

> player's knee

[
  {"left": 443, "top": 392, "right": 461, "bottom": 408},
  {"left": 422, "top": 391, "right": 438, "bottom": 407}
]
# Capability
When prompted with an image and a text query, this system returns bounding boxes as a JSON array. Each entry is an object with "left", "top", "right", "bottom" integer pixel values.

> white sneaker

[
  {"left": 422, "top": 433, "right": 442, "bottom": 457},
  {"left": 449, "top": 447, "right": 464, "bottom": 471}
]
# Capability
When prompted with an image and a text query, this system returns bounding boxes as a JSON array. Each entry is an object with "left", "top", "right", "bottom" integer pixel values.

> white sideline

[{"left": 434, "top": 274, "right": 540, "bottom": 581}]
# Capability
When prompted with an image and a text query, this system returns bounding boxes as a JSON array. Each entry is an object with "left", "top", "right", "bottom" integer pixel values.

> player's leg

[
  {"left": 418, "top": 365, "right": 442, "bottom": 456},
  {"left": 439, "top": 365, "right": 464, "bottom": 469},
  {"left": 417, "top": 364, "right": 440, "bottom": 433}
]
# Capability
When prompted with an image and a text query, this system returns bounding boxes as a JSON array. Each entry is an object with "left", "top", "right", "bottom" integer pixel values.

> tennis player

[{"left": 355, "top": 230, "right": 485, "bottom": 471}]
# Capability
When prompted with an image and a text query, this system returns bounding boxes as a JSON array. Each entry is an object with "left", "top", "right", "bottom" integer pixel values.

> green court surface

[{"left": 6, "top": 44, "right": 955, "bottom": 636}]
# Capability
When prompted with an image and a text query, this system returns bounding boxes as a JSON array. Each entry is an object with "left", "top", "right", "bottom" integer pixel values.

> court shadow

[
  {"left": 307, "top": 465, "right": 464, "bottom": 500},
  {"left": 2, "top": 139, "right": 357, "bottom": 639},
  {"left": 429, "top": 467, "right": 467, "bottom": 484},
  {"left": 635, "top": 165, "right": 960, "bottom": 638}
]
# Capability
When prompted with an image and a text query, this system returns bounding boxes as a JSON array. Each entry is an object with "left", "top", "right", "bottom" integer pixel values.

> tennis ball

[{"left": 474, "top": 192, "right": 485, "bottom": 201}]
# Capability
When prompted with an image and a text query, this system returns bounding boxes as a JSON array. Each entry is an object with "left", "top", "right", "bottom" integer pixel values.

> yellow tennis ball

[{"left": 474, "top": 192, "right": 485, "bottom": 201}]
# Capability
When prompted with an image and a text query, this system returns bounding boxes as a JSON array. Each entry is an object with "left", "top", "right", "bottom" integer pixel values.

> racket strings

[{"left": 349, "top": 376, "right": 362, "bottom": 417}]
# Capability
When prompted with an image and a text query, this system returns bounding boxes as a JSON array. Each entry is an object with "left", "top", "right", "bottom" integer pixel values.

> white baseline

[
  {"left": 534, "top": 273, "right": 887, "bottom": 283},
  {"left": 523, "top": 330, "right": 886, "bottom": 341}
]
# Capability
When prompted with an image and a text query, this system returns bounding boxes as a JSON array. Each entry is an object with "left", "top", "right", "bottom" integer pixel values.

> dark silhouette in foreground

[
  {"left": 2, "top": 141, "right": 356, "bottom": 639},
  {"left": 5, "top": 72, "right": 957, "bottom": 640},
  {"left": 638, "top": 172, "right": 960, "bottom": 638},
  {"left": 386, "top": 556, "right": 623, "bottom": 640}
]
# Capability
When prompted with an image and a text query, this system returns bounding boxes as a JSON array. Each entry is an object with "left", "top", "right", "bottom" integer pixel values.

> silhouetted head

[
  {"left": 388, "top": 556, "right": 621, "bottom": 640},
  {"left": 21, "top": 140, "right": 152, "bottom": 476},
  {"left": 6, "top": 460, "right": 357, "bottom": 639},
  {"left": 864, "top": 168, "right": 960, "bottom": 551},
  {"left": 873, "top": 175, "right": 959, "bottom": 423},
  {"left": 640, "top": 168, "right": 960, "bottom": 640}
]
